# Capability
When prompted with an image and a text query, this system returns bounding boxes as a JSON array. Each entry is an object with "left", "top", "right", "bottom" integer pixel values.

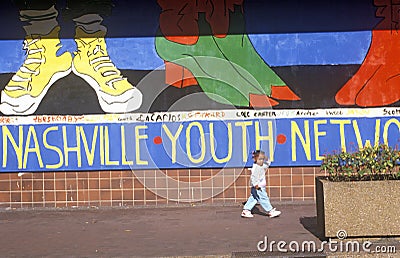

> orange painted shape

[
  {"left": 165, "top": 35, "right": 198, "bottom": 45},
  {"left": 164, "top": 61, "right": 198, "bottom": 88},
  {"left": 182, "top": 67, "right": 198, "bottom": 86},
  {"left": 214, "top": 34, "right": 228, "bottom": 38},
  {"left": 335, "top": 29, "right": 400, "bottom": 106},
  {"left": 355, "top": 64, "right": 400, "bottom": 106},
  {"left": 277, "top": 134, "right": 287, "bottom": 144},
  {"left": 270, "top": 86, "right": 301, "bottom": 100},
  {"left": 249, "top": 94, "right": 279, "bottom": 107}
]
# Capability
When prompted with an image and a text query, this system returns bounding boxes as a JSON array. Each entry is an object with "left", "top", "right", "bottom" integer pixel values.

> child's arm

[
  {"left": 263, "top": 156, "right": 271, "bottom": 168},
  {"left": 259, "top": 158, "right": 268, "bottom": 188},
  {"left": 250, "top": 164, "right": 259, "bottom": 189}
]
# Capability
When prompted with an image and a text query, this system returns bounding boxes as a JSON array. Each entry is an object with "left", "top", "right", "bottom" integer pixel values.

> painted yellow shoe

[
  {"left": 72, "top": 27, "right": 142, "bottom": 113},
  {"left": 0, "top": 26, "right": 72, "bottom": 115}
]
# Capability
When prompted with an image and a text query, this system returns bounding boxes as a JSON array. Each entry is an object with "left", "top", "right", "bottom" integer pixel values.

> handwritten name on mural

[
  {"left": 383, "top": 108, "right": 400, "bottom": 116},
  {"left": 135, "top": 113, "right": 181, "bottom": 122},
  {"left": 297, "top": 110, "right": 318, "bottom": 116},
  {"left": 236, "top": 111, "right": 277, "bottom": 118},
  {"left": 1, "top": 116, "right": 399, "bottom": 172},
  {"left": 0, "top": 117, "right": 13, "bottom": 124},
  {"left": 32, "top": 115, "right": 85, "bottom": 124}
]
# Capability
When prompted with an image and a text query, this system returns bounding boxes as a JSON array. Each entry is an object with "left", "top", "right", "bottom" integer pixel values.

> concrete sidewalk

[{"left": 0, "top": 202, "right": 398, "bottom": 257}]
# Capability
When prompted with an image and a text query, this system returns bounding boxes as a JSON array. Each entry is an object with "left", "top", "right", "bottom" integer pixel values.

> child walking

[{"left": 241, "top": 150, "right": 281, "bottom": 218}]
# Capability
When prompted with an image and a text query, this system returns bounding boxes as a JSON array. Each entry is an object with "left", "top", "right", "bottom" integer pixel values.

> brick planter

[{"left": 316, "top": 177, "right": 400, "bottom": 238}]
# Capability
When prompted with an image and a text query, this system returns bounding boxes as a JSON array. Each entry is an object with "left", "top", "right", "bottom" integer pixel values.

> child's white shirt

[{"left": 250, "top": 160, "right": 271, "bottom": 187}]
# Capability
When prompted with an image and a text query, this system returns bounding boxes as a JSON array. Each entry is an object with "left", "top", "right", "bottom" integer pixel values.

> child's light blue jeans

[{"left": 243, "top": 187, "right": 273, "bottom": 212}]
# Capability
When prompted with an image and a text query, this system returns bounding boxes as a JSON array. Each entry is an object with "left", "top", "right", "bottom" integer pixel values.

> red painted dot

[
  {"left": 153, "top": 136, "right": 163, "bottom": 145},
  {"left": 277, "top": 134, "right": 287, "bottom": 144}
]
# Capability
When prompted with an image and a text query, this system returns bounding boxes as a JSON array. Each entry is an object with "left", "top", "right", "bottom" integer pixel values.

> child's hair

[{"left": 251, "top": 150, "right": 265, "bottom": 162}]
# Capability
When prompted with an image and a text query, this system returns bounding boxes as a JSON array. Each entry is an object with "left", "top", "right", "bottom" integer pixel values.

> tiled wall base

[{"left": 0, "top": 167, "right": 325, "bottom": 209}]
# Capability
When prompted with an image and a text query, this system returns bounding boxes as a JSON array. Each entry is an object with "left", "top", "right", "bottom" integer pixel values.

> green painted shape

[
  {"left": 214, "top": 33, "right": 287, "bottom": 89},
  {"left": 156, "top": 36, "right": 259, "bottom": 105},
  {"left": 155, "top": 11, "right": 286, "bottom": 106}
]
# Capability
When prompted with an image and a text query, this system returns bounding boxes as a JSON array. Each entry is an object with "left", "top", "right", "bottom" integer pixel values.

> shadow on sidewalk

[
  {"left": 241, "top": 201, "right": 269, "bottom": 216},
  {"left": 300, "top": 216, "right": 327, "bottom": 241},
  {"left": 251, "top": 206, "right": 268, "bottom": 216}
]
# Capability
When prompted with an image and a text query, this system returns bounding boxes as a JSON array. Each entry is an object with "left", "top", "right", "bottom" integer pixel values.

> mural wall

[{"left": 0, "top": 0, "right": 399, "bottom": 172}]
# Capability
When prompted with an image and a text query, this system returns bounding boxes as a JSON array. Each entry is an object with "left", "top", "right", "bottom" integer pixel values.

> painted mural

[
  {"left": 0, "top": 0, "right": 399, "bottom": 172},
  {"left": 155, "top": 0, "right": 300, "bottom": 108},
  {"left": 0, "top": 0, "right": 142, "bottom": 115}
]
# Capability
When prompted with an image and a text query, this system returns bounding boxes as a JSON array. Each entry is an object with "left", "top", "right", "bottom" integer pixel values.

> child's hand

[{"left": 255, "top": 185, "right": 260, "bottom": 190}]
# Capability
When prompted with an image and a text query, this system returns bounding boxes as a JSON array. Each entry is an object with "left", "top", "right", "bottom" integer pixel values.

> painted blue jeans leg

[{"left": 243, "top": 187, "right": 273, "bottom": 212}]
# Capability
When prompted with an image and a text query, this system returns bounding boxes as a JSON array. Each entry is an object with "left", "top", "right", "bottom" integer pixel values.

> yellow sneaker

[
  {"left": 72, "top": 27, "right": 142, "bottom": 113},
  {"left": 0, "top": 26, "right": 72, "bottom": 115}
]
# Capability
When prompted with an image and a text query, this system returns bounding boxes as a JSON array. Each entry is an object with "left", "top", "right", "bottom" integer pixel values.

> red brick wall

[{"left": 0, "top": 167, "right": 326, "bottom": 208}]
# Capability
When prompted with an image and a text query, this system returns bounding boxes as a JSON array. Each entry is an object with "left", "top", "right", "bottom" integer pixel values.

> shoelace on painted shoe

[
  {"left": 81, "top": 39, "right": 124, "bottom": 89},
  {"left": 6, "top": 39, "right": 44, "bottom": 91}
]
